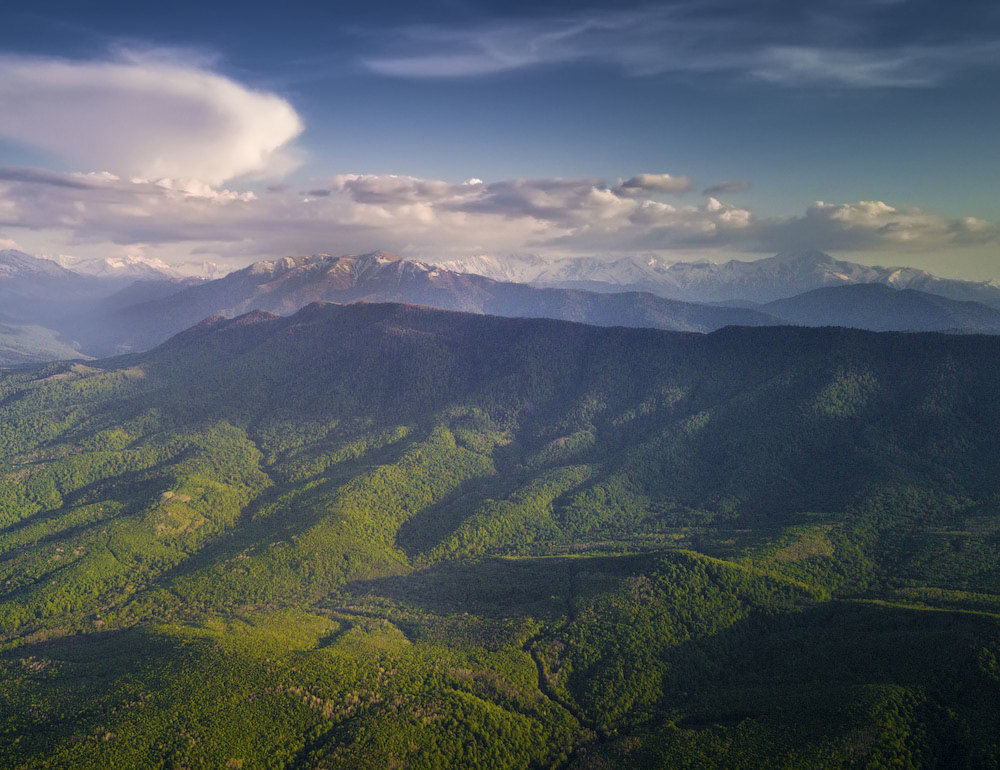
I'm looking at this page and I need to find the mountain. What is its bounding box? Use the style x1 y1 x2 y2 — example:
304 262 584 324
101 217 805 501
12 247 1000 363
433 253 663 286
0 248 111 324
54 254 181 281
436 250 1000 306
763 282 1000 332
0 250 199 364
79 251 781 354
0 248 97 306
0 311 89 365
2 302 1000 767
96 275 206 311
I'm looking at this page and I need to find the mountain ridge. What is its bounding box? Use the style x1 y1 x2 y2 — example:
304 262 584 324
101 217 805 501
4 301 1000 766
761 282 1000 333
78 251 782 355
434 250 1000 306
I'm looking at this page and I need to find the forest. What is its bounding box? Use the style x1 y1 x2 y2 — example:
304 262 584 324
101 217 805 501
1 302 999 768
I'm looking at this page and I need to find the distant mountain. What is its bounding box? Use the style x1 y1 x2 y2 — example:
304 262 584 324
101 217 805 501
0 250 204 363
435 250 1000 307
0 249 108 322
433 253 665 287
82 251 781 354
0 311 88 366
97 276 206 311
763 283 1000 333
54 254 180 281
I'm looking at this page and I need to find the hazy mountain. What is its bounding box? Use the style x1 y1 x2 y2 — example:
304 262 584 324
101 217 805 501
436 250 1000 306
763 283 1000 333
54 254 180 281
97 275 206 311
0 311 88 365
4 302 1000 766
0 249 110 322
81 251 781 354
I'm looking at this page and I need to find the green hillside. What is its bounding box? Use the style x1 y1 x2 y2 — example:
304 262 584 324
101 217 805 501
2 302 999 768
0 317 89 366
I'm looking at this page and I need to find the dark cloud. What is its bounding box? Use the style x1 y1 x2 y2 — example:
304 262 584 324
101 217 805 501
0 167 96 189
703 180 749 195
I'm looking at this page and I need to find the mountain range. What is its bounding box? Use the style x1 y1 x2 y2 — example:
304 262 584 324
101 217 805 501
8 247 1000 365
435 250 1000 306
0 249 198 363
73 251 781 355
762 283 1000 333
53 253 181 281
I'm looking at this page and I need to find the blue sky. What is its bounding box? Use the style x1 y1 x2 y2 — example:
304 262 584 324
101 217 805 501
0 0 997 277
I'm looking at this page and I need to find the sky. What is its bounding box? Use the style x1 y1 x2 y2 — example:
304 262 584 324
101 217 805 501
0 0 997 279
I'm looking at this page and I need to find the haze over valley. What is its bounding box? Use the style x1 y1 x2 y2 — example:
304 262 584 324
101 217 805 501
1 0 999 767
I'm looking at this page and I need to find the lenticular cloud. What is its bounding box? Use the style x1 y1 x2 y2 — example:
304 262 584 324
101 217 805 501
0 52 303 185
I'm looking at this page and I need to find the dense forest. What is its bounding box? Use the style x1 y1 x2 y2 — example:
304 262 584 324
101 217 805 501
1 301 999 768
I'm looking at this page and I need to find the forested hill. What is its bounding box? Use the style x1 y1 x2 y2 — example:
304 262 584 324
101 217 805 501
144 300 1000 516
2 302 1000 768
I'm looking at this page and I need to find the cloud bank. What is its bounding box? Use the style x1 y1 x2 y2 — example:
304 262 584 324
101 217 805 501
0 52 303 184
1 167 996 275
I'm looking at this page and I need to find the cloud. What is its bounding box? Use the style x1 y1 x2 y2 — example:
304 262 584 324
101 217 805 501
0 166 996 274
752 200 1000 252
0 52 304 184
702 180 749 196
615 174 693 196
0 167 98 189
360 4 1000 88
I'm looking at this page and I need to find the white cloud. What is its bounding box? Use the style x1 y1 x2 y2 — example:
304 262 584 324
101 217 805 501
360 6 1000 88
0 166 996 276
0 52 303 185
752 200 1000 252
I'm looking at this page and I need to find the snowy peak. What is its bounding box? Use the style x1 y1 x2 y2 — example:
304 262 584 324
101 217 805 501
0 249 81 280
432 254 551 284
237 252 468 289
433 251 1000 307
55 255 180 280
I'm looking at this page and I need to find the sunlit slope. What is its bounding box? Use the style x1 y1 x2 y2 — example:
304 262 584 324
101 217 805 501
1 302 999 768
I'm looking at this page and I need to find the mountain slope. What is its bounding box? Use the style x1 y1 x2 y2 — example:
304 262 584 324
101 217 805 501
0 312 89 365
80 252 781 354
0 250 205 363
763 283 1000 332
2 303 1000 766
437 250 1000 306
0 249 107 320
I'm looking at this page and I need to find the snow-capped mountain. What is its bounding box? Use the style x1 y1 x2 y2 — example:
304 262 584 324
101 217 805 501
54 254 180 281
0 248 82 281
432 254 660 287
0 249 109 321
78 251 780 355
433 251 1000 307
